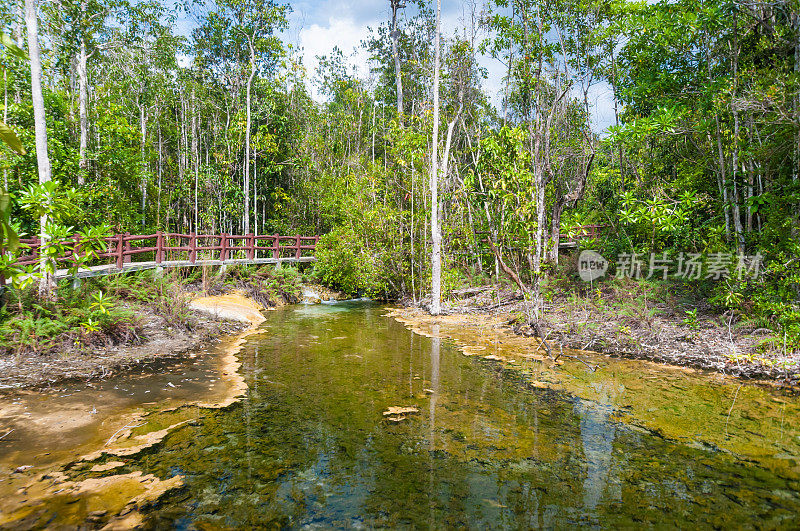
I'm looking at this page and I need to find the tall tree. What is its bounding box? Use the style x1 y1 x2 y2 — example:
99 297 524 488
390 0 405 119
429 0 442 315
192 0 287 234
24 0 53 297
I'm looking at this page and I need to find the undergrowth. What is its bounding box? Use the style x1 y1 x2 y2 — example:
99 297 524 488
0 279 142 357
0 263 314 359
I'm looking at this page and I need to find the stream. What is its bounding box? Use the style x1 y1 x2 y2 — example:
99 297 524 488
4 300 800 528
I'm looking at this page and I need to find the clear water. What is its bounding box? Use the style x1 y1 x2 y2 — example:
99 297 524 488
123 301 800 528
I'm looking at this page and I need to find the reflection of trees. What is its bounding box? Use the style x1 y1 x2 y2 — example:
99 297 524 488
574 385 622 514
133 307 800 528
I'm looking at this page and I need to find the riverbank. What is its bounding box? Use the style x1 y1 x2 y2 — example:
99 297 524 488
0 293 266 528
410 280 800 387
0 265 343 391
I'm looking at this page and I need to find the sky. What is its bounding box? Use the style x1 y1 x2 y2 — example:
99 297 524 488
174 0 616 133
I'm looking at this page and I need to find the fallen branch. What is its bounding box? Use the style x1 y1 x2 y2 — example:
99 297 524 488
105 422 146 447
554 344 598 372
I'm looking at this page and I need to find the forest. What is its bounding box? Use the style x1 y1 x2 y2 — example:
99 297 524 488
2 0 800 527
0 0 799 358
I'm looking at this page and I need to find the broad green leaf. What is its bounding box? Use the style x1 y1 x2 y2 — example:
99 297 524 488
0 187 19 253
0 33 27 61
0 121 26 155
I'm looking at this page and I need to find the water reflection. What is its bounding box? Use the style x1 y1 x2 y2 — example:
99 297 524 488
574 382 623 514
130 303 800 528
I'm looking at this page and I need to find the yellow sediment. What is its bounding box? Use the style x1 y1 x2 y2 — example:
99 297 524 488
189 291 268 325
0 293 265 528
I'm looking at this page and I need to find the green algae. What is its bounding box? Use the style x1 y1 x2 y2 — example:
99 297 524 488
7 301 799 528
118 302 800 528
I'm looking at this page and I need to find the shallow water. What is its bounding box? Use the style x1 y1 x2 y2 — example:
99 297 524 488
108 301 800 528
0 340 237 470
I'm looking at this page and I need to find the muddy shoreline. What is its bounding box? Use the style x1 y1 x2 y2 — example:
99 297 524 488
0 294 265 528
407 286 800 388
0 308 247 392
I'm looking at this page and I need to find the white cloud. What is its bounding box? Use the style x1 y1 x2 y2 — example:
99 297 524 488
297 17 374 100
586 81 617 136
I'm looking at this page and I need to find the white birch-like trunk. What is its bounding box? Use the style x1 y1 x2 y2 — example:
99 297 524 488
390 0 404 118
243 40 255 234
3 68 7 188
77 7 88 186
429 0 442 315
140 104 147 227
25 0 54 298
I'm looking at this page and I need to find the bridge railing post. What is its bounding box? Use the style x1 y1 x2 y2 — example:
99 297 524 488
115 234 124 269
272 233 279 260
123 232 131 265
220 233 229 262
246 234 255 260
189 232 197 263
294 234 301 260
155 231 164 264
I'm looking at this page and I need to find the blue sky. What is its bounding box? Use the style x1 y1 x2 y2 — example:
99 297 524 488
172 0 616 133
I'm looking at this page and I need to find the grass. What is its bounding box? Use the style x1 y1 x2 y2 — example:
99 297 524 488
0 264 310 358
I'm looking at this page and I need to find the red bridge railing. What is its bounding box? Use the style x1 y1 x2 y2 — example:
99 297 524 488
560 224 605 245
474 224 606 248
11 232 319 271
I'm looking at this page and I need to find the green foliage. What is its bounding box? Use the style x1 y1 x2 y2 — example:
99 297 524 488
314 226 372 297
102 270 195 330
0 280 141 357
682 308 700 330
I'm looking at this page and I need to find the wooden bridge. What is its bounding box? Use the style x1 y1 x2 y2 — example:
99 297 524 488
5 232 319 282
1 224 604 285
558 224 605 248
473 224 605 250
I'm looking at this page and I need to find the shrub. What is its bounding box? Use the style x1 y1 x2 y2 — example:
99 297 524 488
313 226 370 296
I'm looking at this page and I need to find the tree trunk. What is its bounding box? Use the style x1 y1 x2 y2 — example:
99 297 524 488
794 9 800 222
547 199 564 266
244 40 256 234
140 104 147 227
77 39 89 185
390 0 404 118
3 68 7 189
25 0 54 299
429 0 442 316
731 13 744 252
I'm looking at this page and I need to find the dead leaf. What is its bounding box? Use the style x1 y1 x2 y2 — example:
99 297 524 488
382 406 419 416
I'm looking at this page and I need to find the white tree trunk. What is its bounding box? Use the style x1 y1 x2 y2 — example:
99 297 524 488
429 0 442 315
25 0 54 298
244 41 256 234
3 68 7 188
78 38 88 185
390 0 404 118
140 104 147 227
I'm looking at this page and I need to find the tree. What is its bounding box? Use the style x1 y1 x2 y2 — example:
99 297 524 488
429 0 441 315
24 0 54 298
192 0 288 234
390 0 405 119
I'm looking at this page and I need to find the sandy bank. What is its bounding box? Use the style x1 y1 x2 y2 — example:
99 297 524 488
0 293 266 528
